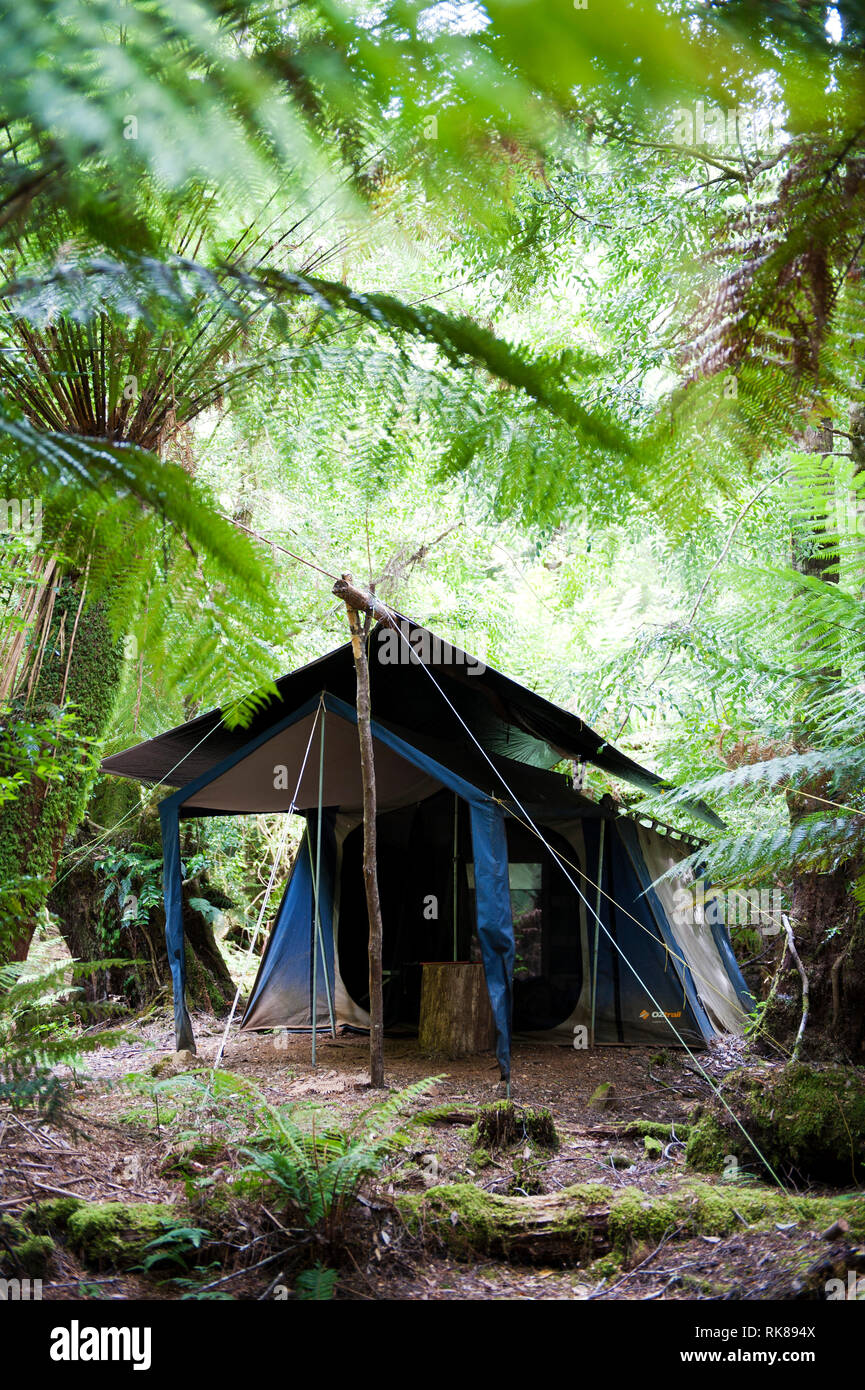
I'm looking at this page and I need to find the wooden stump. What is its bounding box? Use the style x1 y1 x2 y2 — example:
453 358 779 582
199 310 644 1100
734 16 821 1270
419 962 496 1058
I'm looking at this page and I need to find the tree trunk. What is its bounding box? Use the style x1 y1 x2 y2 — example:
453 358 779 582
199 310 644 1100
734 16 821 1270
765 870 865 1062
763 417 865 1061
0 582 123 963
48 818 236 1017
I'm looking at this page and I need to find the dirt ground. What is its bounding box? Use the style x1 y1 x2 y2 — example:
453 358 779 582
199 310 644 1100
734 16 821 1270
1 1016 860 1300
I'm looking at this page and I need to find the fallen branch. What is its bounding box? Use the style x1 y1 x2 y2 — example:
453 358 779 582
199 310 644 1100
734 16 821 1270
7 1115 63 1149
738 1242 865 1301
196 1248 291 1292
28 1179 91 1201
45 1276 124 1290
258 1269 286 1301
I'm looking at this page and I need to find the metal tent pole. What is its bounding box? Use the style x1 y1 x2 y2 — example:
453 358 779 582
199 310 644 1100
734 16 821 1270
589 818 605 1049
311 702 331 1064
452 793 459 961
308 835 338 1046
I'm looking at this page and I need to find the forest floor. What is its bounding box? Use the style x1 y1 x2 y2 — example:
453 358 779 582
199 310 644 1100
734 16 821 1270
3 1011 863 1301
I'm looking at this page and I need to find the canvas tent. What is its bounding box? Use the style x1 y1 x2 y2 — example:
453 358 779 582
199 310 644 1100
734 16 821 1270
101 620 753 1079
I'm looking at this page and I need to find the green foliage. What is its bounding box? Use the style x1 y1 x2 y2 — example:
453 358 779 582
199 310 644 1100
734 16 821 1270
0 397 274 609
238 1076 442 1246
0 588 123 939
295 1264 338 1300
652 455 865 882
95 844 166 935
0 959 132 1115
139 1224 211 1272
0 707 88 809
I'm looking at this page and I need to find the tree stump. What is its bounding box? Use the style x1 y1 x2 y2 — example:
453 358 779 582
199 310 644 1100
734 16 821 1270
419 962 496 1058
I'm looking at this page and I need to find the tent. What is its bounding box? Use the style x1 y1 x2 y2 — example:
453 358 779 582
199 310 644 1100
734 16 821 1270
101 619 753 1079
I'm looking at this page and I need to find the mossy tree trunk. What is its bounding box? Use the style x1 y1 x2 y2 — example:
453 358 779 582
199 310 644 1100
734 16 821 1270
0 572 237 1020
0 582 123 962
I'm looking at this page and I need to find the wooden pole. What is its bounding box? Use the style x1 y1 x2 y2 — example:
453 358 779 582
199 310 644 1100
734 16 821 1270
333 573 386 1088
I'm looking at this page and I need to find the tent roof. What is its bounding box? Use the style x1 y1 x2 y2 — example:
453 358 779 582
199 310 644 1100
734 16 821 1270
101 616 721 830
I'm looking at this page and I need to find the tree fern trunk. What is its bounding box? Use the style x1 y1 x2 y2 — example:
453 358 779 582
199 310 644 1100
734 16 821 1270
766 866 865 1061
0 581 122 962
763 417 865 1061
1 576 237 1030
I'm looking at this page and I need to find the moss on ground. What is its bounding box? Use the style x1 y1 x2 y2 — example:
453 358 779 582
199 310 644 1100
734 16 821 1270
613 1120 691 1141
686 1064 865 1184
64 1201 178 1268
610 1180 865 1247
411 1104 473 1129
584 1252 623 1281
26 1197 84 1232
12 1235 54 1276
470 1148 494 1171
686 1114 735 1174
607 1189 682 1247
0 1213 29 1246
0 1213 55 1276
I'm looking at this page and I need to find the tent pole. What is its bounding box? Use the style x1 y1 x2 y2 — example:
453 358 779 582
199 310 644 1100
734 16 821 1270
590 819 605 1049
320 904 337 1040
311 703 328 1065
452 793 459 961
314 705 337 1039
